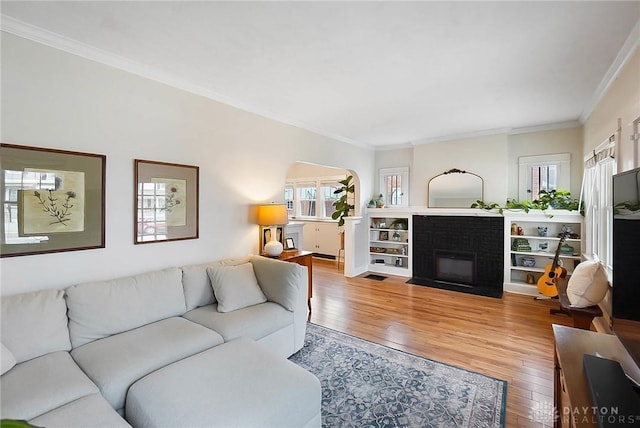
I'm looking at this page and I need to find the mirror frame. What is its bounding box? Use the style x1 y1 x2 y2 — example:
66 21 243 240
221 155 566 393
427 168 484 208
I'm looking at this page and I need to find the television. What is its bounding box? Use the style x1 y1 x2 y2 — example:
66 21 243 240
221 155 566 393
612 166 640 373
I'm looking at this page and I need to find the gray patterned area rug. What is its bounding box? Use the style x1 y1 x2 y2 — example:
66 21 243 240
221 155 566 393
289 323 507 428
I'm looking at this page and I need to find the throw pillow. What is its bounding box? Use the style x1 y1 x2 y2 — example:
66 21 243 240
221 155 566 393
207 263 267 313
1 342 16 375
566 260 609 308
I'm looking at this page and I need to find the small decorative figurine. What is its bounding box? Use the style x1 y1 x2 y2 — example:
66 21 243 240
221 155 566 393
511 223 519 235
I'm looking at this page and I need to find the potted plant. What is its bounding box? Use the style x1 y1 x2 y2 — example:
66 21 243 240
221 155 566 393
331 175 355 227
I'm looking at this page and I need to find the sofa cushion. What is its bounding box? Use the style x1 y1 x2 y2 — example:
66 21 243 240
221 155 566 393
1 342 16 375
66 267 187 347
71 317 223 412
29 393 130 428
126 337 321 428
0 351 98 421
207 263 267 313
1 289 71 363
251 255 306 311
181 256 252 311
566 260 609 308
183 302 292 342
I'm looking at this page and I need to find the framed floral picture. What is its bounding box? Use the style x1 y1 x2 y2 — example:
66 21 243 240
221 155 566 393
134 159 199 244
0 143 106 257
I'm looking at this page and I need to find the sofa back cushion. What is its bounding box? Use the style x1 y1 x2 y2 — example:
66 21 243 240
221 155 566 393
66 268 186 348
1 289 72 363
181 256 251 311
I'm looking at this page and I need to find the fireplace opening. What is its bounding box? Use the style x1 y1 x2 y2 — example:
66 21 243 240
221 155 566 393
434 250 476 286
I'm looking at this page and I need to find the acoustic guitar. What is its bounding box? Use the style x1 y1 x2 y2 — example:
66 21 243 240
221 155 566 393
536 233 569 297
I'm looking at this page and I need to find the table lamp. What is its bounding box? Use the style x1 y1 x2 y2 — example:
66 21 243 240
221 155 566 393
257 203 288 257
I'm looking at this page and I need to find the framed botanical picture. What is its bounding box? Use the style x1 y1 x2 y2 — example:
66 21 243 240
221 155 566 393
0 144 106 257
134 159 199 244
259 225 284 253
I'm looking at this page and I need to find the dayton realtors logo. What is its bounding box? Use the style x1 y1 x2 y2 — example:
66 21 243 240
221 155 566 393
530 402 640 426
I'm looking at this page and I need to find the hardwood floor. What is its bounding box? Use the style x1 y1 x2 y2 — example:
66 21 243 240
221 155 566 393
308 258 575 427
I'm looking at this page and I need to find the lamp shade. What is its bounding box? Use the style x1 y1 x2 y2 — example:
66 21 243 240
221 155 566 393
257 204 288 226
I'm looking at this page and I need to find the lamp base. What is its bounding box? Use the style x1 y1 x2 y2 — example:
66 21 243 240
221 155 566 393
264 240 283 257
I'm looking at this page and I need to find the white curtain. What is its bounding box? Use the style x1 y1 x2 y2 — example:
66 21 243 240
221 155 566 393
582 135 616 271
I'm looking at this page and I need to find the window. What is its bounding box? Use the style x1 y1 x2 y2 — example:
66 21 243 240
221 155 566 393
284 183 294 213
320 181 340 218
284 175 349 220
297 183 316 217
379 167 409 207
582 136 616 273
519 154 570 201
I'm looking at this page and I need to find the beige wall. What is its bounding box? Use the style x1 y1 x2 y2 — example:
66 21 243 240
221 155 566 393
584 47 640 172
410 135 509 207
1 33 375 296
507 126 584 199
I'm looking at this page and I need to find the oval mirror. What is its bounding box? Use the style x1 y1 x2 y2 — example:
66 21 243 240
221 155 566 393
428 169 484 208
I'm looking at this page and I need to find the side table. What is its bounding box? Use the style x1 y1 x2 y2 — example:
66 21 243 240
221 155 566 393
273 250 313 316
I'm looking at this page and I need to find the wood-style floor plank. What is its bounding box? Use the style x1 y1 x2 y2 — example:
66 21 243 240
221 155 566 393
309 259 575 428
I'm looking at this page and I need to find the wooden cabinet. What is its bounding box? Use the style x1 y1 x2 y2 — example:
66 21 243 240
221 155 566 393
503 211 583 296
553 325 640 427
368 213 412 276
302 221 340 257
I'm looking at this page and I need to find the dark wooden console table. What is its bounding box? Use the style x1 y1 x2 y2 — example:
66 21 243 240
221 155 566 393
553 324 640 427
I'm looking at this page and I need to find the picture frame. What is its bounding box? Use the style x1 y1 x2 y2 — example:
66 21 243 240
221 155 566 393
379 231 389 241
135 159 199 244
285 237 295 250
0 143 106 258
260 226 284 253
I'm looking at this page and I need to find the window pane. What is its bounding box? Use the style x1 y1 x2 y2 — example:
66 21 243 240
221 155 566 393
298 185 316 217
530 165 558 200
384 174 403 206
284 184 294 212
321 182 339 218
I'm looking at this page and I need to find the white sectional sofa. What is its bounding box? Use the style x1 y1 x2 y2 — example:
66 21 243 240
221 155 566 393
1 255 321 427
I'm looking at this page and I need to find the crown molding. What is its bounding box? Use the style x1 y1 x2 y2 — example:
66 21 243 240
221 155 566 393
579 18 640 123
404 120 582 149
0 14 372 151
508 120 582 135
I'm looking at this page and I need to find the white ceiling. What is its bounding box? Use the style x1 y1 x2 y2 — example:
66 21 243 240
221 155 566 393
2 1 639 149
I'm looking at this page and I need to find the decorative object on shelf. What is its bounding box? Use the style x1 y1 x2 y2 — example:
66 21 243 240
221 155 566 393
471 189 583 215
517 226 524 235
257 203 288 257
374 194 385 208
538 241 549 252
135 159 199 244
537 226 548 236
511 223 519 235
521 257 536 267
560 224 580 239
512 238 532 252
378 231 389 241
526 273 535 284
560 243 575 255
390 218 408 230
1 144 106 257
331 175 355 227
392 231 401 241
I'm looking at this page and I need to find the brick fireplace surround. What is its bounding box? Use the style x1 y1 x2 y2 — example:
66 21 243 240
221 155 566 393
410 215 504 298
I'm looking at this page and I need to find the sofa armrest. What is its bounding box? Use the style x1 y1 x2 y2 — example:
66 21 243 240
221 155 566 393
250 255 307 312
